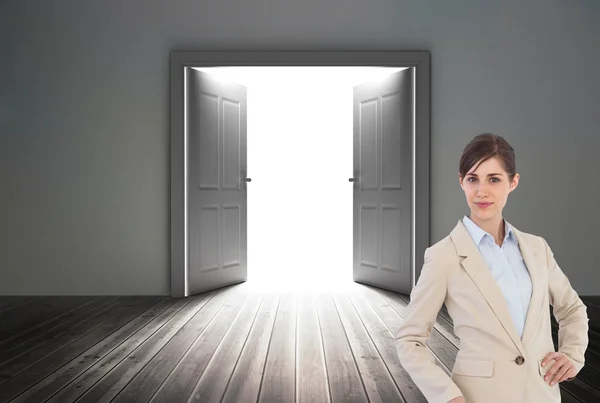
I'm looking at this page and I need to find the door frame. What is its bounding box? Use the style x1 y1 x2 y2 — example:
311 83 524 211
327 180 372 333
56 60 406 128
170 50 430 298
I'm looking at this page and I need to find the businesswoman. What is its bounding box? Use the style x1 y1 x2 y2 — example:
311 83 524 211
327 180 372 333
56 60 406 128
395 133 589 403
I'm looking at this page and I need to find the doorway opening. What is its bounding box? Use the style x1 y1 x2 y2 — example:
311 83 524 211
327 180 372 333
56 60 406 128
170 51 431 298
195 67 405 293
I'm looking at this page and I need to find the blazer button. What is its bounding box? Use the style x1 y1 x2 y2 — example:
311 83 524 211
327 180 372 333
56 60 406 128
515 356 525 365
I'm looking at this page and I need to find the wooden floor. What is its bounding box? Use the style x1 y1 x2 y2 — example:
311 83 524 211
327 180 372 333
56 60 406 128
0 283 599 403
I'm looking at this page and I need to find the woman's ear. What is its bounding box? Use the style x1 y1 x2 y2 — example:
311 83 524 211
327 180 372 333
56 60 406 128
510 173 520 191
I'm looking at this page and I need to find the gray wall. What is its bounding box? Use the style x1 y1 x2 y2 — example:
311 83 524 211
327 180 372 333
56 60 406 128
1 0 599 295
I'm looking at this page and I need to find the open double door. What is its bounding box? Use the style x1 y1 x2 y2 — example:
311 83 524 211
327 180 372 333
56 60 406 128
179 66 415 297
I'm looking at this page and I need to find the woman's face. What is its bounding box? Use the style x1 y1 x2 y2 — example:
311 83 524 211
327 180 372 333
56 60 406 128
458 156 519 222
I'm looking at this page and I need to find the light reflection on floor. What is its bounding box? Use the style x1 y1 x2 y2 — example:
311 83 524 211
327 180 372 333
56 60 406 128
244 269 355 294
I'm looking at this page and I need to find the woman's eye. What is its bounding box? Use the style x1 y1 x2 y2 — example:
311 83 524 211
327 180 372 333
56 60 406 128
468 177 500 183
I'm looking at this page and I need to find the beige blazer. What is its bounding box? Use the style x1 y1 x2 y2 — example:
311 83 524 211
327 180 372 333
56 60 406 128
395 219 589 403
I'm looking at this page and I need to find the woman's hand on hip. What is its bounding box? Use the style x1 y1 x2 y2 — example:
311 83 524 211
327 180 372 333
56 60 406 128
542 352 577 385
448 397 465 403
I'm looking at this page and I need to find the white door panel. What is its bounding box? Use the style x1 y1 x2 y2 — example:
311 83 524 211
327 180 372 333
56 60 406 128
352 68 414 294
186 68 248 295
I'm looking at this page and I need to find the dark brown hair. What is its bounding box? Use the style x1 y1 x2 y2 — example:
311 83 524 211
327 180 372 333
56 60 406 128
459 133 516 182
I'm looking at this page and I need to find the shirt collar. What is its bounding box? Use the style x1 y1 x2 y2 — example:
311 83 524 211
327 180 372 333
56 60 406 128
462 214 518 246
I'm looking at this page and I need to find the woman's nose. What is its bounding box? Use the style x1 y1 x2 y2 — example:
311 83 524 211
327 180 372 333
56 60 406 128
476 182 490 196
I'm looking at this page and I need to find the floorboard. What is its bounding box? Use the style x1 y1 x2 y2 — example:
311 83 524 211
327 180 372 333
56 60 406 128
74 290 223 403
0 296 160 402
332 291 404 403
315 292 368 403
346 286 428 403
258 292 297 403
0 297 97 342
220 292 279 403
296 292 330 403
0 298 36 315
0 287 598 403
11 297 181 403
44 295 209 403
147 288 252 403
188 291 264 403
0 297 118 368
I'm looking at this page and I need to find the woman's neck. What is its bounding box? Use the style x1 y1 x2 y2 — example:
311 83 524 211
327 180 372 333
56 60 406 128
468 214 505 244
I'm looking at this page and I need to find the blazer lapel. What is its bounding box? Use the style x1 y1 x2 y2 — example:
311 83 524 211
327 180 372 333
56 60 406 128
450 219 526 356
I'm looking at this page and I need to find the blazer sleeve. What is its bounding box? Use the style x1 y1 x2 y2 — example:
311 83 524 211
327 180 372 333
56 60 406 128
543 237 589 376
394 247 463 403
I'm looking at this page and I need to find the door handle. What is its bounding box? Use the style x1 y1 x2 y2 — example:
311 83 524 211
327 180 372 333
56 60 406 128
243 178 252 182
349 178 355 182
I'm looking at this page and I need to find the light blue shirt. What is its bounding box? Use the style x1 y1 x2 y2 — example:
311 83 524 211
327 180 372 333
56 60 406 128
462 215 533 339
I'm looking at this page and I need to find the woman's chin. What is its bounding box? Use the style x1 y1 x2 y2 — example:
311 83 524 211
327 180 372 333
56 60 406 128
471 209 496 218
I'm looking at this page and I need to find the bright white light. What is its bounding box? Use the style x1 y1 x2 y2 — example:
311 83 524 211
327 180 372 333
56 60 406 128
195 67 404 293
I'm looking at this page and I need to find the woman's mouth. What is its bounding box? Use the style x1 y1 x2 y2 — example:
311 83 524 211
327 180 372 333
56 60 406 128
476 202 492 208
